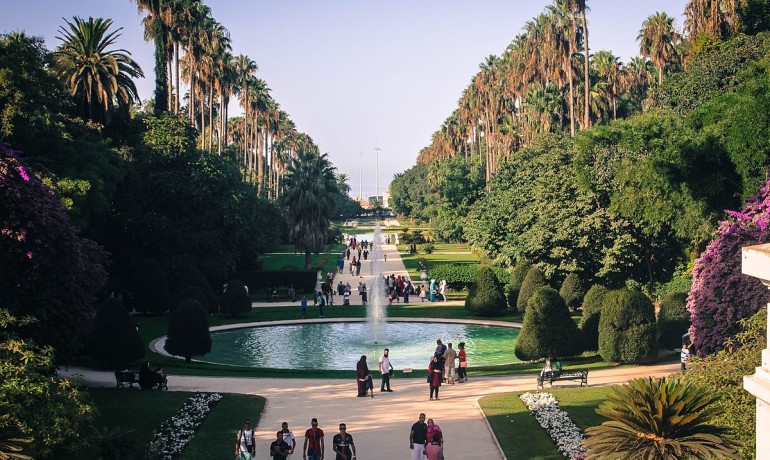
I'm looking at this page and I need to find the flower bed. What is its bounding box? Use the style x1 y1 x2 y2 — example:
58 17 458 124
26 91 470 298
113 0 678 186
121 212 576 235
147 392 222 459
519 392 586 459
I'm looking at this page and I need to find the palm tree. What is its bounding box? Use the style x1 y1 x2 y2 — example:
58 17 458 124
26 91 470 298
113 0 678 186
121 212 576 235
550 0 579 136
622 56 654 110
592 50 621 119
684 0 740 40
638 12 681 84
584 377 740 459
281 151 339 269
134 0 170 113
54 16 144 125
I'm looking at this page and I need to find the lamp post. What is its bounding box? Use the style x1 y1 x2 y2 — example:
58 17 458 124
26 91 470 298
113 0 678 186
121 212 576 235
359 151 363 203
374 146 380 204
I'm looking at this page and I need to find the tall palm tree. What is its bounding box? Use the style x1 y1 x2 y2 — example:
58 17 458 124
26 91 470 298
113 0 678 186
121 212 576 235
54 16 144 125
684 0 740 40
592 50 621 119
565 0 591 128
134 0 170 113
622 56 654 110
584 377 740 459
281 151 339 269
638 12 681 84
550 0 578 136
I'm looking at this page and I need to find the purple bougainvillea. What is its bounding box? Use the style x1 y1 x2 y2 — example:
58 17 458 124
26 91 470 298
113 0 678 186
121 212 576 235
1 143 106 358
688 181 770 356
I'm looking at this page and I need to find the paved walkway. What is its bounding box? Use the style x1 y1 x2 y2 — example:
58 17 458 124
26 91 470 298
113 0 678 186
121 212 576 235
63 243 682 459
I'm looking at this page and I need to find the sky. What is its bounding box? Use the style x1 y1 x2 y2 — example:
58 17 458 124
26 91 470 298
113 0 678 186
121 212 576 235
2 0 688 198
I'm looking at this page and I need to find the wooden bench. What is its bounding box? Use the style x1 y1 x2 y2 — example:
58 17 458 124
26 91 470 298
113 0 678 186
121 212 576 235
537 370 589 389
114 370 139 389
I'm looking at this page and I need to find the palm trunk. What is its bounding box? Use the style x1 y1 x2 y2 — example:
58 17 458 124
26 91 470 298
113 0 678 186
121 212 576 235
582 10 590 128
174 42 180 114
567 48 575 136
305 250 312 271
208 85 214 153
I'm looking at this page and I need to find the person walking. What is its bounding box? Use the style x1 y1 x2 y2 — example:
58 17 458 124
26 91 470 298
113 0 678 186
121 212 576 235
428 356 443 400
439 279 448 302
681 343 691 371
457 342 467 383
356 355 369 397
270 430 290 459
426 418 443 446
444 342 457 384
281 422 296 459
234 419 256 459
409 413 428 460
425 433 445 460
332 423 356 460
303 418 324 460
378 348 394 392
300 295 308 319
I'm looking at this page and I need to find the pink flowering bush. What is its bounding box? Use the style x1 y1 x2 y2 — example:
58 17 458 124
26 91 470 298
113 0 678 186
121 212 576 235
688 180 770 355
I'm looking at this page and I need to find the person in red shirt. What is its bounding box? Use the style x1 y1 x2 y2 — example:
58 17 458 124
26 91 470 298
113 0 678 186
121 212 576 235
303 418 324 460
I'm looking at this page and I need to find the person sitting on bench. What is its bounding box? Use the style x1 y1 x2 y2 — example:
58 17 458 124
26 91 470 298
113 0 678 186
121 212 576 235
541 358 552 376
139 363 166 389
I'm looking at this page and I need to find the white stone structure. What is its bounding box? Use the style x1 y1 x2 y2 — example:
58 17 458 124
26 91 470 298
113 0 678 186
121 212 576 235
741 243 770 460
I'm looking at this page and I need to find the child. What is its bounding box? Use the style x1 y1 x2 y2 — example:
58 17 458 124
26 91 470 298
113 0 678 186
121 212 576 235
419 286 427 302
364 371 374 398
343 290 350 306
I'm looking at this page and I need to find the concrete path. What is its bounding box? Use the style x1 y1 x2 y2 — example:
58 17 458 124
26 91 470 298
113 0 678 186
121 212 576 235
62 362 680 460
67 244 682 459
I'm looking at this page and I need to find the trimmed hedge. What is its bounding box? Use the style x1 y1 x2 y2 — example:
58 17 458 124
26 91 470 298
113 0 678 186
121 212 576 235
88 298 145 368
657 292 690 350
234 270 317 293
580 285 608 351
517 266 547 314
132 259 171 314
428 263 508 289
515 287 583 361
507 260 532 309
464 266 507 317
165 299 211 363
559 273 584 310
220 280 251 317
598 288 657 363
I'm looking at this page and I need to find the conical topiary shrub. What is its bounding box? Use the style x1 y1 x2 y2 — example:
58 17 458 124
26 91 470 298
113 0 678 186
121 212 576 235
515 287 583 361
165 299 211 363
220 279 251 317
657 292 690 350
599 288 657 363
559 273 584 311
88 297 145 368
507 260 532 309
465 266 507 317
580 284 608 351
173 265 218 313
517 265 546 314
173 285 208 313
132 259 171 314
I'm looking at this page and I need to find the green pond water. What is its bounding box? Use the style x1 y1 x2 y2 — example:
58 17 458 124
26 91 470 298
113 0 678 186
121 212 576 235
202 322 520 370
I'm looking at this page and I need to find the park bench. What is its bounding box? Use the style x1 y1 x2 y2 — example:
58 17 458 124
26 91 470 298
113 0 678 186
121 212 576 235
114 370 140 389
536 369 589 389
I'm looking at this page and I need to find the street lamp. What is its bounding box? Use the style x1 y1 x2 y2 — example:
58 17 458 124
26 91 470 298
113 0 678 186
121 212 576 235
374 146 380 203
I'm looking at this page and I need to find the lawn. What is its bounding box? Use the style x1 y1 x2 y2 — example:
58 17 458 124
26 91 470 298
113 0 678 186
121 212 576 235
400 246 480 282
256 244 345 273
84 389 266 460
479 386 613 459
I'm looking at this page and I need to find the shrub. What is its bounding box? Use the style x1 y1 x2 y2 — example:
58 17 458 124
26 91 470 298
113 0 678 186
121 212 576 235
172 265 218 313
517 266 547 314
131 259 171 314
657 292 691 350
88 298 145 369
507 260 532 309
559 273 584 310
598 288 657 363
164 299 211 363
234 270 317 293
580 285 608 351
514 287 583 361
688 180 770 355
421 242 435 254
173 286 208 313
428 264 478 289
464 266 507 317
220 279 251 317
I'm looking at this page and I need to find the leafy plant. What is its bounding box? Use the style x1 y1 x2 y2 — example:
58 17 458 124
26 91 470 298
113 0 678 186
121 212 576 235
220 280 251 317
559 273 584 310
88 297 145 369
580 285 608 351
517 266 547 314
598 288 657 363
464 266 507 317
657 292 690 350
92 426 139 460
515 287 583 360
132 259 171 314
164 299 211 363
0 401 33 459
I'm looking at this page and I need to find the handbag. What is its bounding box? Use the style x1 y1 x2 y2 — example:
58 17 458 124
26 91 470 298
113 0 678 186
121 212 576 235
389 367 393 376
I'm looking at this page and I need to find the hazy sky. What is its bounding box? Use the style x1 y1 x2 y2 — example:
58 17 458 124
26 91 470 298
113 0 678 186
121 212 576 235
3 0 688 197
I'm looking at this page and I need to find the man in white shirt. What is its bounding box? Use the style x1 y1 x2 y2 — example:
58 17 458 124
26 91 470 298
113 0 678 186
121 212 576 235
281 421 296 459
378 348 394 392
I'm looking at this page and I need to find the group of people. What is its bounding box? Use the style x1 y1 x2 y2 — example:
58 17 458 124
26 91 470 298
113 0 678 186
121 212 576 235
410 413 446 460
354 348 395 397
427 340 468 400
236 418 357 460
427 279 448 302
384 273 413 304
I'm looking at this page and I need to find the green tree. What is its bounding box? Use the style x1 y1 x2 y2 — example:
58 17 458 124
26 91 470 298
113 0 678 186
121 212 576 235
88 298 145 368
164 299 211 363
0 311 94 459
657 292 690 350
171 265 218 313
638 12 681 84
135 0 170 113
220 279 251 317
580 284 608 351
131 259 171 314
559 273 584 310
507 260 532 308
515 287 583 360
598 288 657 363
281 151 339 269
54 17 143 124
517 266 547 314
464 266 507 317
584 377 740 459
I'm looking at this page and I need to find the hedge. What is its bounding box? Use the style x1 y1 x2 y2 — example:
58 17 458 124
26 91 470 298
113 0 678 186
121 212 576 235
234 270 317 293
428 264 508 289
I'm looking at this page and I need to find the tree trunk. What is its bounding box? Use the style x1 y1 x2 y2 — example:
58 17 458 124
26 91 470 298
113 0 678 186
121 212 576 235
582 10 591 128
208 86 214 153
568 46 575 136
305 250 312 270
175 42 180 114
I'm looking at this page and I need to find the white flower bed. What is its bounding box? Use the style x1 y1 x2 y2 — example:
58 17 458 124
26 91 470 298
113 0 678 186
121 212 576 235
519 392 586 459
148 392 222 459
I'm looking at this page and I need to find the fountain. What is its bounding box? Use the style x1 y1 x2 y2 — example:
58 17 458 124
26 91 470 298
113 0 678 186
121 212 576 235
366 224 387 343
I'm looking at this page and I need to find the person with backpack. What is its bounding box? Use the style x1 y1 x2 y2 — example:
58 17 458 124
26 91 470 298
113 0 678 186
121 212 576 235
235 419 256 459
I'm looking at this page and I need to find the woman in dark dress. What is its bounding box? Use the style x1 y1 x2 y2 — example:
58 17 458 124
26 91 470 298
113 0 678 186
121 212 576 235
428 356 443 400
356 355 369 397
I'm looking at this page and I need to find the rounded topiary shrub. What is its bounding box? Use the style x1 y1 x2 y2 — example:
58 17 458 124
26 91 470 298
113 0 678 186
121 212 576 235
657 292 690 350
507 260 532 309
517 266 546 314
173 286 208 312
132 259 171 314
559 273 584 311
464 266 507 316
598 288 657 363
220 279 251 317
580 284 608 351
515 287 583 361
88 297 145 368
165 299 211 363
174 266 218 313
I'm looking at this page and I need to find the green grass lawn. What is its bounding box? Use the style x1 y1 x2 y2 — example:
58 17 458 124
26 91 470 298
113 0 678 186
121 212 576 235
479 386 613 459
256 244 344 273
85 389 265 460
